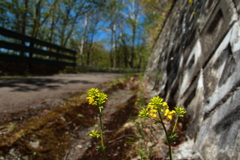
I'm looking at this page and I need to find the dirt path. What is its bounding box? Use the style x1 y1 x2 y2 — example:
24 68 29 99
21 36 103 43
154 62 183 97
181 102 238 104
0 73 123 115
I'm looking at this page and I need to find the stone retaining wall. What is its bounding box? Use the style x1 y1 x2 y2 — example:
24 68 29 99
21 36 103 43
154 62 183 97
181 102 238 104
144 0 240 159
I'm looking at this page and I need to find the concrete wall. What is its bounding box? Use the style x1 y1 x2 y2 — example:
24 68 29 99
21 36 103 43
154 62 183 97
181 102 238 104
144 0 240 159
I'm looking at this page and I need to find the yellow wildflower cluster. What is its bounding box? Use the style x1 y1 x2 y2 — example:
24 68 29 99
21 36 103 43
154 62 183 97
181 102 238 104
89 130 100 138
86 88 108 106
138 108 149 118
174 107 186 117
138 96 186 120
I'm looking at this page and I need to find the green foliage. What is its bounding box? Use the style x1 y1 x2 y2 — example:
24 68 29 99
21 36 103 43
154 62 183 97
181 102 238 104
81 42 110 67
137 148 148 159
140 0 174 45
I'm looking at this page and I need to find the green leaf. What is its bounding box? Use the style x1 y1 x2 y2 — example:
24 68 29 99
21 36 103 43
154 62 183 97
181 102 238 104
169 133 178 141
98 113 105 118
126 136 134 140
154 120 162 125
96 146 101 151
137 148 147 159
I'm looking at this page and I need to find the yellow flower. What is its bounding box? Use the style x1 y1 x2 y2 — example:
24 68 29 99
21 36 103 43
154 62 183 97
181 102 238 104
149 96 164 106
148 96 169 110
139 96 177 119
86 88 108 106
86 96 96 105
138 108 149 118
188 0 193 3
147 104 157 110
149 109 157 118
95 93 108 105
164 109 176 119
89 130 100 138
162 102 169 109
174 107 186 117
87 88 99 97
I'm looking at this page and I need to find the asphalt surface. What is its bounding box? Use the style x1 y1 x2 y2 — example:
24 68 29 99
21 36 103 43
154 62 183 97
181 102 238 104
0 73 123 115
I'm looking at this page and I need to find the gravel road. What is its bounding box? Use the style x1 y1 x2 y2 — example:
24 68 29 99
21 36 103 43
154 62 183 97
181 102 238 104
0 73 123 115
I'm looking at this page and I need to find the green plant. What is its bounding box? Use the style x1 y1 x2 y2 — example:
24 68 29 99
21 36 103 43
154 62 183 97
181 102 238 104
132 74 156 159
138 96 186 160
138 148 147 160
110 77 124 86
8 122 17 132
157 72 162 79
124 73 134 78
86 88 108 160
133 79 158 159
134 118 156 159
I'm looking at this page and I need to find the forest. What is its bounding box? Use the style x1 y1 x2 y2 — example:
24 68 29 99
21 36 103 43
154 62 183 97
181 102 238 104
0 0 172 69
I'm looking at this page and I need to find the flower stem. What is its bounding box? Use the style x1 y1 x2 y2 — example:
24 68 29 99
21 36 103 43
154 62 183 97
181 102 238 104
98 107 107 160
171 116 178 136
157 109 173 160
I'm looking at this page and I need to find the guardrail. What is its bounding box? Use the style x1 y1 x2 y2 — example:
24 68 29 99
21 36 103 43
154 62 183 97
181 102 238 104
0 27 77 67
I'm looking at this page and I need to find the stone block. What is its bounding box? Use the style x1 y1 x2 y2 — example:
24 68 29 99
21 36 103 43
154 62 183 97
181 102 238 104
203 21 240 113
200 0 237 69
233 0 240 14
178 69 204 139
198 0 219 32
179 40 202 97
194 88 240 160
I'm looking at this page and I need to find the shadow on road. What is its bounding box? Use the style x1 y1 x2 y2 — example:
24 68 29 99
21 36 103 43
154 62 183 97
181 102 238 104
0 78 96 92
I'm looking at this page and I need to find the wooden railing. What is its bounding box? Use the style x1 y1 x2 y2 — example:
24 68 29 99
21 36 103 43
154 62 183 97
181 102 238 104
0 27 76 67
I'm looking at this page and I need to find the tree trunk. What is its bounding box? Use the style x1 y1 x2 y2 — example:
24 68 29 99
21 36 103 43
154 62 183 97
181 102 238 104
21 0 28 56
79 14 88 65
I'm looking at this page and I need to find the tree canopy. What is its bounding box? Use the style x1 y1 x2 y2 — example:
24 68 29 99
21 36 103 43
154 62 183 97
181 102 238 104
0 0 172 68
